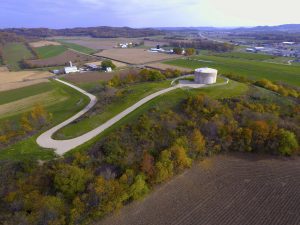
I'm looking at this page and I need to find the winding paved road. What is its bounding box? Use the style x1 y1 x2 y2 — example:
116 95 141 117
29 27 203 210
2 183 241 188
37 76 228 155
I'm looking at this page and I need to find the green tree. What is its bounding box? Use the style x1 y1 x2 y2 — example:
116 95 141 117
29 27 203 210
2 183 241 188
277 129 299 156
54 164 91 199
101 60 116 70
185 48 196 56
173 47 183 55
129 174 149 200
154 150 174 183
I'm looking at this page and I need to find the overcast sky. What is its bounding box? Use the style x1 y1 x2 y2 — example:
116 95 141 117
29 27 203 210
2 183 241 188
1 0 299 28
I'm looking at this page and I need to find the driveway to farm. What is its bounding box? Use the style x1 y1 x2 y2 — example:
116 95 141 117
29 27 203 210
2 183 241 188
37 76 228 155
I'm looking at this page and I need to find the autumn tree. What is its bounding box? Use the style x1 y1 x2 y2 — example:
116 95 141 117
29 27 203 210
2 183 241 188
171 145 192 170
140 151 155 178
189 129 206 158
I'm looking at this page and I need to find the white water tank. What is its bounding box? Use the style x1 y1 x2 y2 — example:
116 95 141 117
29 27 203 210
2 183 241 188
194 67 218 84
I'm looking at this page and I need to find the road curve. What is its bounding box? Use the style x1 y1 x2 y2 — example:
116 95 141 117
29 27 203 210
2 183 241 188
37 78 177 155
37 77 228 155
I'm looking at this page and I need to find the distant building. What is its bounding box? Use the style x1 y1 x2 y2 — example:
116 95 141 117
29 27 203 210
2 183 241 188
64 61 78 74
105 67 112 73
246 48 256 53
282 42 295 45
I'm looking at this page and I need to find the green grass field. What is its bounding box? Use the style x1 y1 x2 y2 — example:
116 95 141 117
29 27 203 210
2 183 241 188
0 80 90 161
0 82 53 105
2 42 34 70
35 45 67 58
165 55 300 86
54 80 171 139
59 41 95 54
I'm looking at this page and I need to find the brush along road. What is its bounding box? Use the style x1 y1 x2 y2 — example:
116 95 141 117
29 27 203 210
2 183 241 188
37 76 228 155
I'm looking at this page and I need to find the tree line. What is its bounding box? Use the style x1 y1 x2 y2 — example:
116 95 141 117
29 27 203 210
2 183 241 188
170 39 234 52
1 27 164 38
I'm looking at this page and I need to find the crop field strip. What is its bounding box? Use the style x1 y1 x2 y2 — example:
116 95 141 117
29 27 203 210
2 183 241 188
2 42 34 70
98 154 300 225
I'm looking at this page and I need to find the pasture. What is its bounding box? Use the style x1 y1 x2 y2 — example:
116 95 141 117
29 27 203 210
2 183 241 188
2 42 34 70
165 55 300 86
98 153 300 225
95 48 181 64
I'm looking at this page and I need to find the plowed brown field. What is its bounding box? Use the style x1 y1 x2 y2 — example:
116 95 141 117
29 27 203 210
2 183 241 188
97 153 300 225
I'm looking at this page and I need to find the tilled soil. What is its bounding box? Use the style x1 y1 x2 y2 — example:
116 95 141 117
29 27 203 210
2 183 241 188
97 153 300 225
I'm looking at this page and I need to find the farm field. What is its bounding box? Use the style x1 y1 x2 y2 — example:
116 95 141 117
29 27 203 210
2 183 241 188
58 37 168 50
146 62 191 72
98 153 300 225
35 45 67 58
95 48 181 64
0 80 90 161
59 41 95 54
2 42 34 70
29 40 61 48
165 54 300 86
26 49 96 67
0 70 53 91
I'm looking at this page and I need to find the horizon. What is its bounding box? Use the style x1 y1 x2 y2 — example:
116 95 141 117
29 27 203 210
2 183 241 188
1 0 299 29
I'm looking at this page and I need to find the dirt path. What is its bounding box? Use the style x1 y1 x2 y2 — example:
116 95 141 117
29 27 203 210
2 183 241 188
96 153 300 225
37 77 228 155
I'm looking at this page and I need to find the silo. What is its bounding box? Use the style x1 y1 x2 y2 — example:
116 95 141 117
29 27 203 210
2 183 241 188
194 68 218 84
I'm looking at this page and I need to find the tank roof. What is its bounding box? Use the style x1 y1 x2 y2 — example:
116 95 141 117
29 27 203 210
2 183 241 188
195 67 218 74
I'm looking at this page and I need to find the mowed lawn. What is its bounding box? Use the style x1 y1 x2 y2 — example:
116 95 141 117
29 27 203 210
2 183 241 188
2 42 34 70
165 55 300 86
0 80 90 161
35 45 67 58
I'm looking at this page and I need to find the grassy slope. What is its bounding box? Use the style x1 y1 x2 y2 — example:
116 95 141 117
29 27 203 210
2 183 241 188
0 82 53 105
2 42 34 70
165 55 300 86
54 80 171 139
35 45 67 59
0 80 90 161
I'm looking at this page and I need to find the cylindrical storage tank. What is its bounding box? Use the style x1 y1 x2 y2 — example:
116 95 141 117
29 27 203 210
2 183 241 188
194 68 218 84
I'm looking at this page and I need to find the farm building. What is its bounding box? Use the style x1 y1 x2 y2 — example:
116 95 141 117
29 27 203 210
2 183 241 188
64 61 79 74
195 67 218 84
